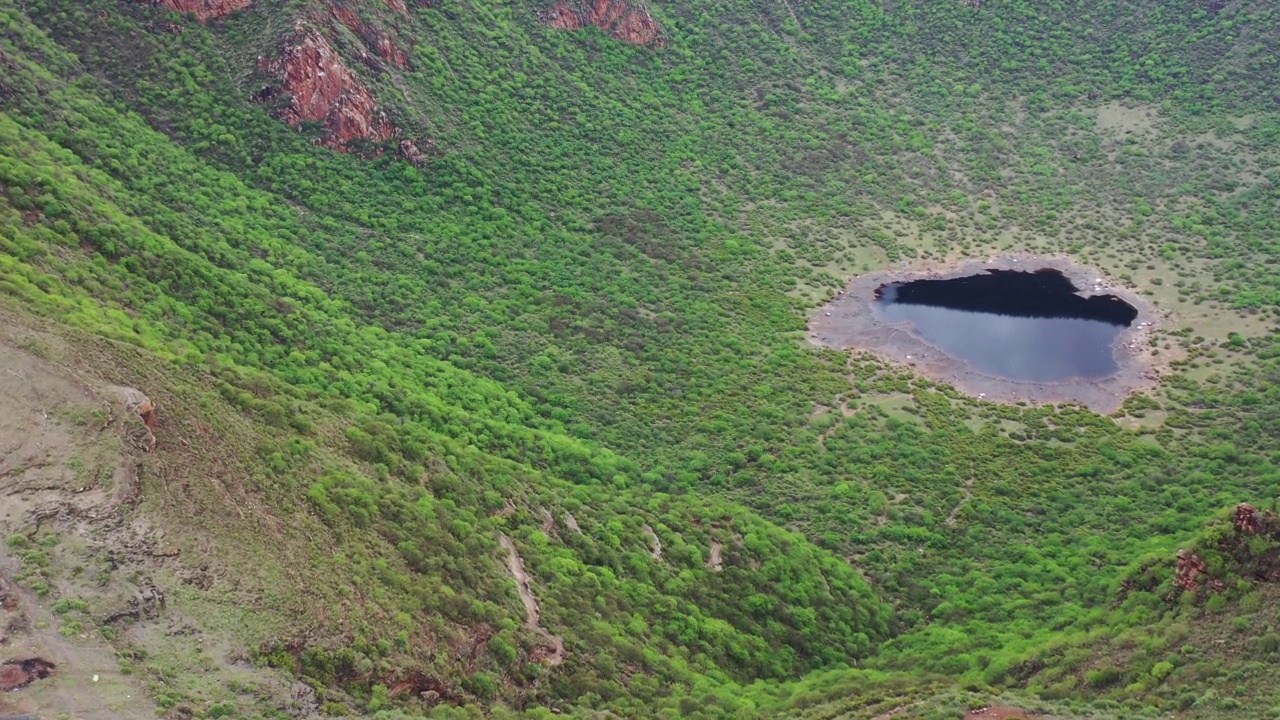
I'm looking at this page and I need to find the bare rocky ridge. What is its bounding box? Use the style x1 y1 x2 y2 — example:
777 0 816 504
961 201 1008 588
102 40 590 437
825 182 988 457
497 535 566 665
155 0 251 21
254 21 429 163
707 541 723 571
142 0 432 162
643 524 663 560
543 0 664 46
331 6 410 69
564 511 581 533
1174 550 1214 592
258 24 398 151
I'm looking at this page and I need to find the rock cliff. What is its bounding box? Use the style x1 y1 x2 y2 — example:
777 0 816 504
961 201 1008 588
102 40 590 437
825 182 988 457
156 0 251 21
332 6 409 68
258 25 397 151
543 0 663 46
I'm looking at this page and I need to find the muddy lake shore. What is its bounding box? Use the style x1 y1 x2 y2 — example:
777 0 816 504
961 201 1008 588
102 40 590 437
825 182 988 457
808 254 1166 414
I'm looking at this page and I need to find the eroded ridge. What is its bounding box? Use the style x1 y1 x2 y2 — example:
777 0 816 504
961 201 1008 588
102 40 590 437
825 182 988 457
498 535 566 665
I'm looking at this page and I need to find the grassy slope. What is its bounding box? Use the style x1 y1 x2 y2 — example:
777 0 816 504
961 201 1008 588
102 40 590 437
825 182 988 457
2 0 1280 717
0 5 895 718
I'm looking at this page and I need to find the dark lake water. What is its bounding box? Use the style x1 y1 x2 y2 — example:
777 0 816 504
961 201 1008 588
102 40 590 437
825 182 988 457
875 269 1138 382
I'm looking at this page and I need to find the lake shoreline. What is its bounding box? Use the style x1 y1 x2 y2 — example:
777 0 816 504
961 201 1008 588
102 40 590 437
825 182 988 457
807 254 1167 414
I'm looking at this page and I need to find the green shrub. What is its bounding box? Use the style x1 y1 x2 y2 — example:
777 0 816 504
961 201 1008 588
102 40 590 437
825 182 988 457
367 684 389 713
462 672 498 700
1250 633 1280 656
1085 666 1124 689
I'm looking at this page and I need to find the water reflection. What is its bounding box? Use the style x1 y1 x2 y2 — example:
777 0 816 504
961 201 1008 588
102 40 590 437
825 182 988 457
875 270 1136 382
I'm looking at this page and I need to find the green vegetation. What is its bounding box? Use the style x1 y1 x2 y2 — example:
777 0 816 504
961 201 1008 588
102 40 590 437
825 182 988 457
1 0 1279 717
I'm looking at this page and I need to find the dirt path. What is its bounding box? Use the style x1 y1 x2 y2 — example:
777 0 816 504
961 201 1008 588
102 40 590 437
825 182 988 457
498 535 565 665
945 478 975 526
643 524 663 560
707 541 723 571
815 395 858 450
965 707 1032 720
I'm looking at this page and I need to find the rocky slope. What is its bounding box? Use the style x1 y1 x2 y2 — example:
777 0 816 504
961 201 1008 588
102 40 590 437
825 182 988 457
543 0 663 46
331 5 409 69
157 0 251 21
1125 503 1280 602
257 23 400 151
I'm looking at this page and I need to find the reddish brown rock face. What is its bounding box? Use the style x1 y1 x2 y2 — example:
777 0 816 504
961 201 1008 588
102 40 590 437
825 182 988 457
1174 549 1210 591
1233 503 1260 534
157 0 251 21
259 26 397 151
331 7 410 68
543 0 663 46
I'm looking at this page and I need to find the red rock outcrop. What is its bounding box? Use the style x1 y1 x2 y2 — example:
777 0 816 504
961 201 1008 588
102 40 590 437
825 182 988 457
156 0 250 21
543 0 663 46
1174 549 1209 591
258 25 397 151
1233 502 1260 534
385 0 409 13
332 6 409 68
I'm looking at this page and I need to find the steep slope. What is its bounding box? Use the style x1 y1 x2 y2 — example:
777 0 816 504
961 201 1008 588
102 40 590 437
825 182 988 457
0 8 892 715
257 23 400 150
543 0 664 46
160 0 251 21
3 0 1280 717
969 503 1280 716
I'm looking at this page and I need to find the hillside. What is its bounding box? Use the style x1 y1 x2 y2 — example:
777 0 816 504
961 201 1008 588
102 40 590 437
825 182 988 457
1 0 1279 717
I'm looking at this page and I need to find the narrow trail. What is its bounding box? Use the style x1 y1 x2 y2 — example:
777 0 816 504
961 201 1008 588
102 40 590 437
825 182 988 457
778 0 803 31
875 493 909 528
707 541 723 571
498 535 565 665
816 396 858 450
945 478 975 526
643 524 663 560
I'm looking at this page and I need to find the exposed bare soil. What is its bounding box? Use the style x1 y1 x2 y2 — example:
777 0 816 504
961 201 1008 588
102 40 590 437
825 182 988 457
0 331 159 718
643 524 663 560
965 706 1034 720
809 254 1172 414
0 309 309 718
498 535 566 665
0 658 55 691
707 541 723 571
